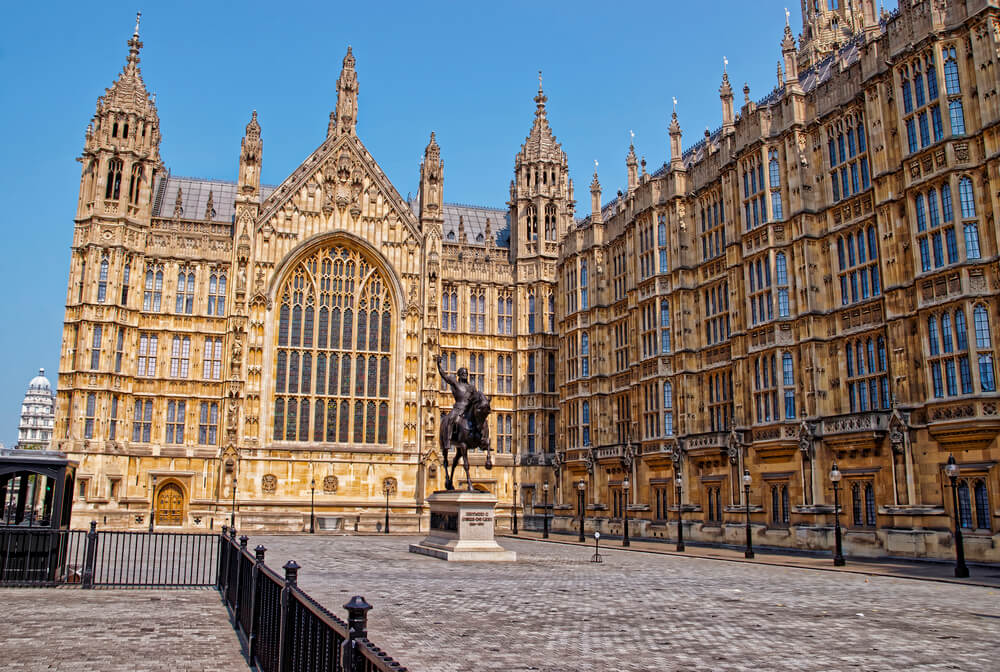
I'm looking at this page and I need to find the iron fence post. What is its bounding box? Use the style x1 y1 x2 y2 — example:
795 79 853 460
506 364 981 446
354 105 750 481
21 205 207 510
277 560 299 672
341 595 372 672
232 535 248 623
81 521 98 589
218 526 229 595
248 544 266 663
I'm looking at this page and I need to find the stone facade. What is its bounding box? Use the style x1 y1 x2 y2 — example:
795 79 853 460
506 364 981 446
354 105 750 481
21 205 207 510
57 3 1000 560
557 1 1000 562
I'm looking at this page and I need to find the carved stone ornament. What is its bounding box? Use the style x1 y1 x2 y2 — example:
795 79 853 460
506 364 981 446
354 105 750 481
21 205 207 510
551 450 563 478
727 428 741 462
382 476 398 496
797 420 815 459
261 474 277 494
622 442 636 471
584 448 596 475
323 475 338 494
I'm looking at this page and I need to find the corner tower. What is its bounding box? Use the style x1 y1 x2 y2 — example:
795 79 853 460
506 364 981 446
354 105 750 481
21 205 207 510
508 74 574 264
797 0 878 71
77 12 162 223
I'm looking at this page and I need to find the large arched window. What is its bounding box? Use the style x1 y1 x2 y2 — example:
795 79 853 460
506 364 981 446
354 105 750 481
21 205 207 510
272 244 393 445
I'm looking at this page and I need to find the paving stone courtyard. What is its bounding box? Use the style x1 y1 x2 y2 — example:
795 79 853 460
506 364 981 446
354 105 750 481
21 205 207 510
253 535 1000 672
1 589 246 671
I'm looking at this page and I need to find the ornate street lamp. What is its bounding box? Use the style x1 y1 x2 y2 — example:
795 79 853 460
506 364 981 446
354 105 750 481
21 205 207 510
512 468 519 536
945 454 970 578
577 479 586 542
542 482 550 539
382 478 394 534
310 478 316 534
675 472 685 552
830 462 845 566
743 469 754 558
622 477 631 547
149 473 158 533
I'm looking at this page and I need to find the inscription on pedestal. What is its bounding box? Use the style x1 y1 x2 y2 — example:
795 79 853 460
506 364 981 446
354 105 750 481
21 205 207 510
462 511 492 527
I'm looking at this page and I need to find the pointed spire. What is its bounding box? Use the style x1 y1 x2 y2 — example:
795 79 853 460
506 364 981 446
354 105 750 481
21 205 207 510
626 132 638 193
98 13 156 119
777 60 784 87
425 131 440 161
534 70 547 117
720 58 735 134
333 46 359 136
590 160 603 224
127 12 142 68
743 82 751 105
205 190 215 220
239 109 262 197
669 101 683 169
519 71 563 164
782 16 800 88
173 187 183 219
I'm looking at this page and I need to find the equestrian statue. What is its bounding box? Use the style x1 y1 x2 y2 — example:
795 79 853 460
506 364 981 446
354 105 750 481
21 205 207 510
435 354 492 490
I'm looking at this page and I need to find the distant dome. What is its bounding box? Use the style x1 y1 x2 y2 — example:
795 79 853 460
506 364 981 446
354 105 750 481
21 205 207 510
28 368 52 391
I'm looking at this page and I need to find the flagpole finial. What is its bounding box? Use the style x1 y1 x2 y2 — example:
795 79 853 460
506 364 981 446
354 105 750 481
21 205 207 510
594 159 599 170
134 11 141 36
723 56 728 73
672 97 678 113
785 7 790 26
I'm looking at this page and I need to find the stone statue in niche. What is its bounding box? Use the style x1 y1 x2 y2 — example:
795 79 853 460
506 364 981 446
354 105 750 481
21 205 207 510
230 338 243 377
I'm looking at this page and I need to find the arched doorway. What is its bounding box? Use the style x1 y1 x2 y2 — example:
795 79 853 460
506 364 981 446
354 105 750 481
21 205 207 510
155 483 185 526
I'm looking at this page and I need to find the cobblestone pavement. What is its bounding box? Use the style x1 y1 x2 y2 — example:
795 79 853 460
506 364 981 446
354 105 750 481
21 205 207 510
0 589 247 671
254 534 1000 672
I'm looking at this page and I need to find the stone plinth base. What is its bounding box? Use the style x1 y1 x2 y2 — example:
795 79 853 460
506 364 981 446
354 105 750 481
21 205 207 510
409 490 516 562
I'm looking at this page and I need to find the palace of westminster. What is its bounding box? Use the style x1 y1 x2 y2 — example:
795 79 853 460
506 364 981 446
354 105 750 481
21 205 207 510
53 0 1000 562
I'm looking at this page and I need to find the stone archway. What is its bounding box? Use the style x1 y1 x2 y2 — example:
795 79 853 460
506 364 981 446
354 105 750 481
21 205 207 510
155 482 185 526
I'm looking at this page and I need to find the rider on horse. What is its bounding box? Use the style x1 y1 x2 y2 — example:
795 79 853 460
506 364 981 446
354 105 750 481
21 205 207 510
435 354 487 445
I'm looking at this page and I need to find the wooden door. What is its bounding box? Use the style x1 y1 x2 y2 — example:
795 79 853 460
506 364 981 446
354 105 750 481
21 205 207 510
156 483 184 526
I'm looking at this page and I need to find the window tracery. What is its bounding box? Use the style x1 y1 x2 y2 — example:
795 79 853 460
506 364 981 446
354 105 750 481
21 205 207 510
272 244 393 445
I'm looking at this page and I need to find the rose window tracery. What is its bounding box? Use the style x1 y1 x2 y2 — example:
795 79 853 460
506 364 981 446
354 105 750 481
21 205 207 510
272 244 393 444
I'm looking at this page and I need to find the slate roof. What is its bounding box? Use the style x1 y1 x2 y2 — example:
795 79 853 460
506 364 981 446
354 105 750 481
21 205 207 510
152 174 511 248
151 174 277 222
407 198 510 248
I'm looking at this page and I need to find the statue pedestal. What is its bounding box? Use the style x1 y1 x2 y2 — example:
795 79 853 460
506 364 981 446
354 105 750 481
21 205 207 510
409 490 516 562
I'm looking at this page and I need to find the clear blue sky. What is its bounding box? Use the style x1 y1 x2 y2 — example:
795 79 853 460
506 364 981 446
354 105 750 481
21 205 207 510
0 1 896 445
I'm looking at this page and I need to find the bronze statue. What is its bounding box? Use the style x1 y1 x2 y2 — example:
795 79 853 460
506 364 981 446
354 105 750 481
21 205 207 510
435 354 492 490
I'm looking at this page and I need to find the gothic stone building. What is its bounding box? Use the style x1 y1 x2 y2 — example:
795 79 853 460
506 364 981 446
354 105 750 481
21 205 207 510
59 1 1000 561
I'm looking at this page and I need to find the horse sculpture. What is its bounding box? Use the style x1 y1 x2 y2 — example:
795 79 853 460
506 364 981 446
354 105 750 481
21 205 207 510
435 354 493 490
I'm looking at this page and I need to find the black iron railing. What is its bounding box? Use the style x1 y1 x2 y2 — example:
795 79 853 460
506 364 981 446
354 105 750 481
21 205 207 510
92 528 218 587
217 527 407 672
1 522 217 588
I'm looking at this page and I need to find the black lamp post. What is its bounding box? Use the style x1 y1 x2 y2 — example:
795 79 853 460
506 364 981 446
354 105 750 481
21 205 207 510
577 479 586 542
149 473 157 533
309 478 316 534
542 482 549 539
512 471 519 535
675 472 685 552
830 462 845 566
945 454 970 578
622 477 631 547
383 480 392 534
743 469 754 558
